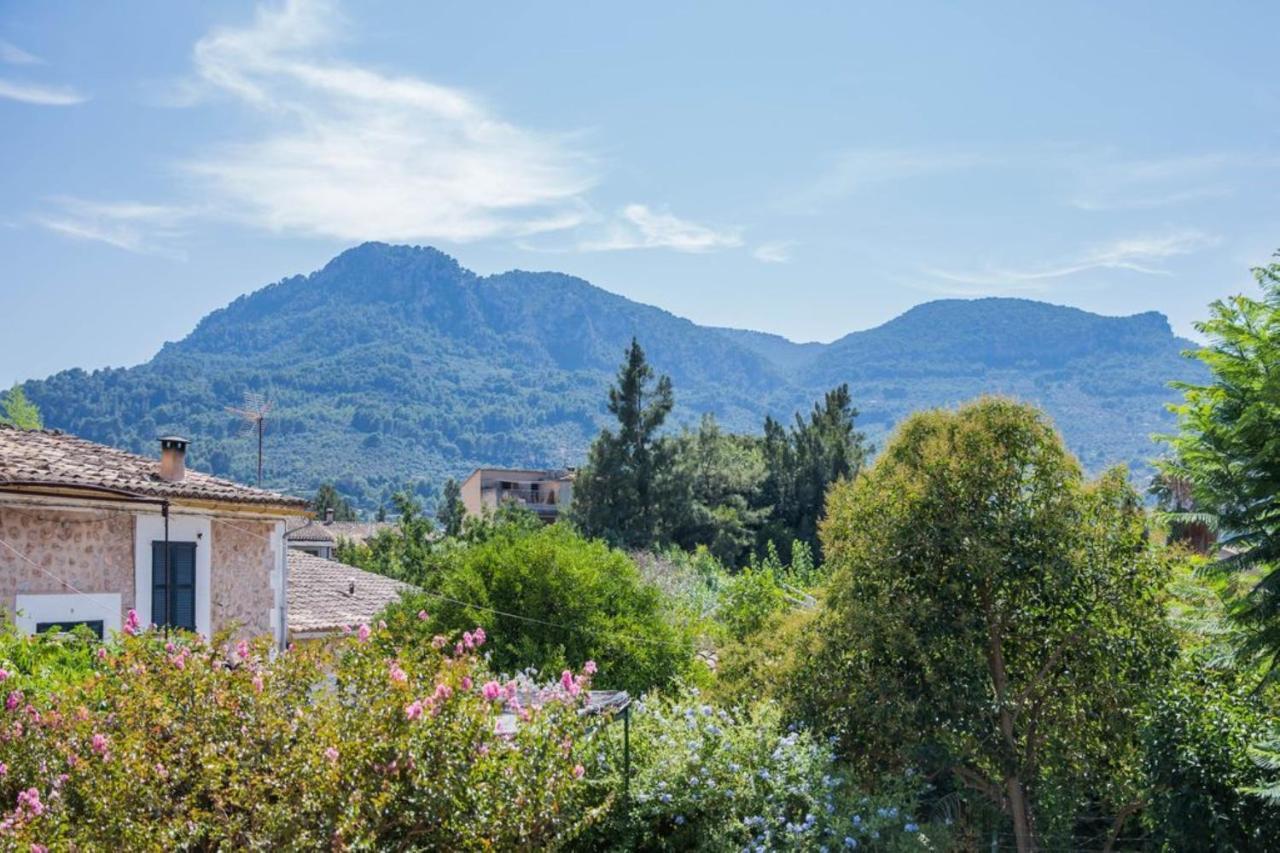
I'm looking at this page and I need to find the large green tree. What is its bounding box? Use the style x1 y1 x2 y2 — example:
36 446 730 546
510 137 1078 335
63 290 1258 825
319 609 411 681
756 383 867 561
804 398 1172 852
665 414 768 567
1161 257 1280 678
570 339 677 549
0 384 42 430
436 477 466 538
310 483 358 521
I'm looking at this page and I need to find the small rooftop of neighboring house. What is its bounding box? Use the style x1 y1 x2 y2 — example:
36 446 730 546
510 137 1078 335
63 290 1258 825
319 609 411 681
287 550 415 638
286 511 396 559
0 424 307 511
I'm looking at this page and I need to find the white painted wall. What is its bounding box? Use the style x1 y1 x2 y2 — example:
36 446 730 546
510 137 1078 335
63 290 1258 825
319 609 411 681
15 593 121 635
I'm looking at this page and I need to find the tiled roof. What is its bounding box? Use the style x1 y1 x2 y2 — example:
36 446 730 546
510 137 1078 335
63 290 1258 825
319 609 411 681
287 550 414 636
286 521 395 545
0 425 308 510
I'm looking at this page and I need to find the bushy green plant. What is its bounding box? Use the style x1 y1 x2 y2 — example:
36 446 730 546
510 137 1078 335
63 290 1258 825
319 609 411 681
577 691 944 851
0 618 602 850
381 522 697 696
0 620 97 700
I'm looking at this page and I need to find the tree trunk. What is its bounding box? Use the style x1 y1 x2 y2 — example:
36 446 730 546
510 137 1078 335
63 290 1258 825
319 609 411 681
1006 775 1035 853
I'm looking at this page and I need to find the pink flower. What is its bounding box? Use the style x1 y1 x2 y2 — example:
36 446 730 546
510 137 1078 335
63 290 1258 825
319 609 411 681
404 700 424 721
461 676 473 691
0 763 6 776
472 626 486 647
324 746 339 764
251 674 264 693
236 639 250 660
417 610 429 621
583 660 598 676
16 787 43 817
431 635 447 650
6 691 22 712
481 680 502 701
32 845 47 853
165 641 176 654
560 670 574 691
357 624 372 643
388 662 407 684
154 763 169 779
433 683 453 702
463 631 475 650
123 609 140 636
91 732 109 756
95 647 108 662
341 624 352 634
0 669 8 682
573 763 585 779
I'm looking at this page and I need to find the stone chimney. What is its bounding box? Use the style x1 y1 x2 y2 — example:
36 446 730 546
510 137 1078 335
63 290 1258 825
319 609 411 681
325 507 335 524
158 436 189 483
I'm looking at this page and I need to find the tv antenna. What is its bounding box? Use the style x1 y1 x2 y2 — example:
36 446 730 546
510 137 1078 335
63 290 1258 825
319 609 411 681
227 391 273 486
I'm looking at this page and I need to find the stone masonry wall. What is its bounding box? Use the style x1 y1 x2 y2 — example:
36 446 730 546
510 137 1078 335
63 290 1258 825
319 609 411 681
0 505 135 622
210 518 275 639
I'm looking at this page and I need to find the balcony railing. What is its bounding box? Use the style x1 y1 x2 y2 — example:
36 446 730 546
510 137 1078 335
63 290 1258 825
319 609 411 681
488 488 560 513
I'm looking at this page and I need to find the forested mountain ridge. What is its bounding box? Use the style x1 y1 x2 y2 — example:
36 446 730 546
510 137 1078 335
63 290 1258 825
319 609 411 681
23 242 1203 509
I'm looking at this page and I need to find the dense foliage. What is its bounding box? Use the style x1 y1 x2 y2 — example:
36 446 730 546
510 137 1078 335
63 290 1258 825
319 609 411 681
0 384 41 430
1161 256 1280 679
19 243 1198 510
0 620 601 850
579 693 945 852
805 399 1174 851
367 519 697 696
310 482 358 521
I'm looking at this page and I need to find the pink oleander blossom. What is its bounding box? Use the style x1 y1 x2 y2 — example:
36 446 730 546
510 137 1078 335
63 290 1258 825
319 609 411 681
357 624 372 643
324 746 339 764
481 680 502 701
388 661 408 684
417 610 429 621
91 733 109 756
431 635 447 650
404 700 424 721
583 660 597 676
236 639 250 660
95 647 108 662
0 763 6 776
16 787 43 817
461 676 473 690
0 668 8 683
573 764 585 779
123 609 140 636
472 626 486 647
6 691 22 712
252 674 264 693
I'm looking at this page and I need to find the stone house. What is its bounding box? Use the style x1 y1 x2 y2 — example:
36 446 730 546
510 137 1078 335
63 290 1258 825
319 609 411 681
0 425 308 646
286 508 395 560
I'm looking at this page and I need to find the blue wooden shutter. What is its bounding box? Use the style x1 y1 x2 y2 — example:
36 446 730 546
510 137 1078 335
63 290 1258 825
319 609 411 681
151 541 197 631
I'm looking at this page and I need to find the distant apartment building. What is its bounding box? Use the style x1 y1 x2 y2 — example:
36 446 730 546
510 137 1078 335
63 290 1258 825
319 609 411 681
459 468 574 523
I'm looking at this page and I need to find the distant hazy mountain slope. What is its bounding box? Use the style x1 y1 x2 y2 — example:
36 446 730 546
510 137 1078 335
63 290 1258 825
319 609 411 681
24 243 1202 508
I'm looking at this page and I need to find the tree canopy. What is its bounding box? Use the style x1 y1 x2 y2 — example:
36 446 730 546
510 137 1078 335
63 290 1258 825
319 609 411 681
805 398 1173 851
1161 257 1280 678
0 383 42 430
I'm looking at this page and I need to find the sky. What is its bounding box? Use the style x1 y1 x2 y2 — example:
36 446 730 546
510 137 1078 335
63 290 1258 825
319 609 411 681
2 0 1279 387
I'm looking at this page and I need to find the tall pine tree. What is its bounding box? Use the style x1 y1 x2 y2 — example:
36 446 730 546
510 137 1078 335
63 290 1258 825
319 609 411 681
571 339 676 548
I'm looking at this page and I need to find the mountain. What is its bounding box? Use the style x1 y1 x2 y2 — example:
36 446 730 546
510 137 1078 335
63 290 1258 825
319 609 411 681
22 243 1204 509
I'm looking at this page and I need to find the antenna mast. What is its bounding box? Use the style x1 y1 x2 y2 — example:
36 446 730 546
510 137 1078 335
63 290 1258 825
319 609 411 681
227 391 273 486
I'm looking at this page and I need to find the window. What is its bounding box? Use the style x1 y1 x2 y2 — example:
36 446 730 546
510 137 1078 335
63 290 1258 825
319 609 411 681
35 620 104 639
151 541 197 631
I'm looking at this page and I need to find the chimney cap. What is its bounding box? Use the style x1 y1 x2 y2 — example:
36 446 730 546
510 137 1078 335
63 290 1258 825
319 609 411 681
158 435 190 450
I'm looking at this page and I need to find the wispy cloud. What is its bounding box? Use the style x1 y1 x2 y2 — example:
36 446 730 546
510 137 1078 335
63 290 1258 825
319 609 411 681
752 241 794 263
0 38 86 105
0 40 43 66
33 198 196 257
168 0 594 244
1067 152 1245 211
579 204 742 253
788 148 988 210
923 229 1219 292
0 79 86 106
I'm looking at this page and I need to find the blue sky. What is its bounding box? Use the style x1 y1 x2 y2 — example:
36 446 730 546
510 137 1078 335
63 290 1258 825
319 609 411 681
2 0 1278 387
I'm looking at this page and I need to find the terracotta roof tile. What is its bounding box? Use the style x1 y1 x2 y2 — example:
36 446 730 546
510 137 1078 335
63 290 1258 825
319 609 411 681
0 425 307 509
287 550 414 636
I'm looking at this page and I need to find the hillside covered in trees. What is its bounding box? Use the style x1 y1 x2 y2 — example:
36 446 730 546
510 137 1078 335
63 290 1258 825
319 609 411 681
22 243 1202 509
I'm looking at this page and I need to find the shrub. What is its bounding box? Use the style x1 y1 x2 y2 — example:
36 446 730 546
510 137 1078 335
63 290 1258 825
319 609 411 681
0 618 603 850
384 523 697 695
577 691 945 851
